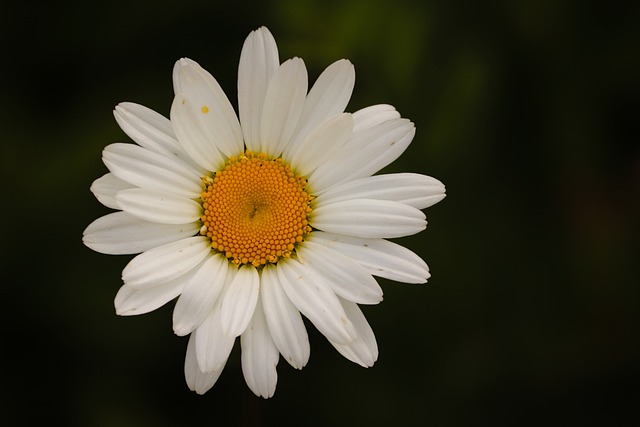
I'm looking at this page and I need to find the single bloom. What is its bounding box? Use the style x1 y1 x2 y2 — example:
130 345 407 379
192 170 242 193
83 26 445 398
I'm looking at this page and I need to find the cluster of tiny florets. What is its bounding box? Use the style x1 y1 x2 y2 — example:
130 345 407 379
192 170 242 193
200 151 312 267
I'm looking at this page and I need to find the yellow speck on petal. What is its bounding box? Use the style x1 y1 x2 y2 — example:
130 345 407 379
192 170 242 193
200 151 313 267
201 106 209 114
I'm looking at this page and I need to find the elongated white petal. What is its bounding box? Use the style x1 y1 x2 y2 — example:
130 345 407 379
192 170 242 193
102 143 203 197
238 26 279 152
220 265 260 337
116 188 202 225
90 173 134 209
277 260 357 345
317 173 446 210
351 104 400 134
172 58 244 158
241 300 279 398
286 113 353 177
194 295 236 373
309 231 430 283
83 211 199 255
113 102 182 158
170 93 226 171
260 58 308 158
285 59 355 155
260 264 310 369
122 236 211 288
184 333 223 395
310 118 415 191
172 254 229 336
297 241 382 305
114 271 191 316
313 199 426 239
330 298 378 367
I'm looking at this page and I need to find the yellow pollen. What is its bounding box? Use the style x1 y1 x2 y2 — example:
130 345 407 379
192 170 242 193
201 106 209 114
200 151 313 267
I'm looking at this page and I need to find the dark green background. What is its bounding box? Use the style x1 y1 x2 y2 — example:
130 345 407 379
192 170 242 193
2 0 638 425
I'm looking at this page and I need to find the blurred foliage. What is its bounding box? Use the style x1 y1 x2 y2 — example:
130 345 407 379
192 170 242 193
1 0 639 426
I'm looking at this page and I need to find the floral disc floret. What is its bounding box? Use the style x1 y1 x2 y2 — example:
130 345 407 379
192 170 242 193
200 151 313 267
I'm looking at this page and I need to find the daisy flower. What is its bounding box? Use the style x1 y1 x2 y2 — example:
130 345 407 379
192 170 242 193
83 26 445 398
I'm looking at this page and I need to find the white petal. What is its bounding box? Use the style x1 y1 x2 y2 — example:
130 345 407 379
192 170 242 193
351 104 400 134
310 118 415 191
83 211 199 255
313 199 426 238
286 113 353 177
297 241 382 305
241 299 279 398
317 173 446 210
184 333 223 395
277 259 357 345
194 296 236 373
122 236 211 288
330 298 378 367
309 231 430 283
114 271 191 316
260 264 310 369
113 102 181 158
90 173 134 209
172 254 229 336
285 59 355 155
172 58 244 158
116 188 202 225
238 26 280 152
170 93 226 172
260 58 308 158
220 265 260 337
102 143 203 197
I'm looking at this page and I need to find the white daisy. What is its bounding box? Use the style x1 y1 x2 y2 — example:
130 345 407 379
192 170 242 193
83 26 445 398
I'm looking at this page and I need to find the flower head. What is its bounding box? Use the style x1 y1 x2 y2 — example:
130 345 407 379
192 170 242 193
83 27 445 398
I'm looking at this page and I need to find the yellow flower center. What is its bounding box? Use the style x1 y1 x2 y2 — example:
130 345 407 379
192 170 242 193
200 151 313 267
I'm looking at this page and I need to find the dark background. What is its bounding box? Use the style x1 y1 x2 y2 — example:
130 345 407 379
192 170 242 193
2 0 639 425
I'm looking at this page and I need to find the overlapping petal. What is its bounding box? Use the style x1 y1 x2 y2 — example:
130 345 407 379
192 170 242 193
114 270 194 316
220 265 260 337
116 188 202 224
329 298 378 367
194 298 236 373
286 113 353 177
260 58 308 157
83 211 199 255
172 254 229 336
309 117 415 191
313 199 426 239
309 231 430 283
241 300 279 398
184 333 224 395
351 104 400 134
316 172 446 209
172 58 244 158
89 173 134 209
113 102 181 159
297 241 383 304
102 143 203 197
285 59 355 155
170 94 227 171
122 236 211 288
260 264 310 369
277 259 357 345
186 267 237 374
238 26 279 152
